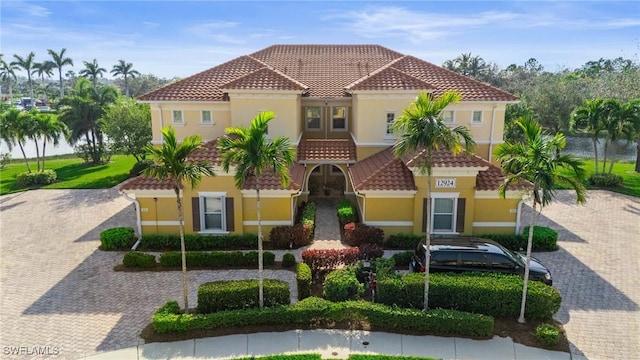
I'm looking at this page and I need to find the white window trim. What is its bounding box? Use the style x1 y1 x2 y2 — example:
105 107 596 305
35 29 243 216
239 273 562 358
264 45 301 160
172 110 184 125
305 106 322 131
200 110 213 125
198 191 228 234
385 111 396 139
471 110 483 125
430 192 459 234
330 106 348 132
443 110 455 124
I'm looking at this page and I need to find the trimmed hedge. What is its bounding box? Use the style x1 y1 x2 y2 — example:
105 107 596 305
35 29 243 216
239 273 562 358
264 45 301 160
479 225 558 252
100 227 136 250
153 297 494 337
336 198 357 224
269 224 312 249
197 279 290 313
323 266 363 302
296 262 312 300
139 233 257 251
16 169 57 188
282 253 297 268
123 251 156 268
534 323 561 347
588 173 623 187
376 272 561 320
159 251 275 268
385 234 423 250
391 251 414 268
343 222 384 247
302 248 360 274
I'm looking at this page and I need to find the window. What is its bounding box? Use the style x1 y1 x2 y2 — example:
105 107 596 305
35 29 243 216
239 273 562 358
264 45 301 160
431 252 458 266
202 197 224 231
331 106 347 131
386 112 395 135
443 111 454 124
172 110 183 124
490 254 517 269
471 110 482 124
306 106 321 130
433 198 455 232
201 110 212 124
460 252 488 268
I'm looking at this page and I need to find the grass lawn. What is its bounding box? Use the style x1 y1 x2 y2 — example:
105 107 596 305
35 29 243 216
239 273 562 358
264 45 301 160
557 159 640 198
0 155 137 195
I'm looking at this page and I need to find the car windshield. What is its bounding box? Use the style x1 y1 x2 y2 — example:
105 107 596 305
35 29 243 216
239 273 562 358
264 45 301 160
499 245 525 267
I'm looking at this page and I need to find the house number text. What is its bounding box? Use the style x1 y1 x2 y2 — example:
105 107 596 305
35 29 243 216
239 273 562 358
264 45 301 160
435 178 456 188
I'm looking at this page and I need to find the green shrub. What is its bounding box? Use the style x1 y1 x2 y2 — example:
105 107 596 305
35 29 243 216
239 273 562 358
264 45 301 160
16 169 57 188
100 227 136 250
534 323 561 347
128 159 153 177
300 202 316 236
282 253 297 268
521 226 558 251
385 234 423 249
336 198 357 224
296 262 312 300
159 251 275 268
323 266 363 302
478 234 525 251
122 251 156 268
139 233 257 251
391 251 414 268
197 279 290 313
588 173 623 187
152 297 494 337
377 272 561 320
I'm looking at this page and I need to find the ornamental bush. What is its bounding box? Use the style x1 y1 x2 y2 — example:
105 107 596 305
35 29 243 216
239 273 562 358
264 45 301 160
376 272 561 320
122 251 156 268
139 233 257 251
269 224 312 249
323 266 363 302
196 279 290 313
386 234 423 249
100 227 136 250
391 251 414 268
534 323 561 347
16 169 57 188
521 225 558 251
282 253 297 268
588 173 623 187
296 262 312 300
158 251 275 268
343 222 384 246
302 248 360 274
152 297 494 337
336 198 357 224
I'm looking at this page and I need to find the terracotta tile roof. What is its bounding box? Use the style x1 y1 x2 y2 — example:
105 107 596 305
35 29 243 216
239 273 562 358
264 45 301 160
349 147 416 191
138 45 516 101
476 165 532 191
119 176 177 191
221 67 308 91
242 163 305 191
188 138 223 165
297 138 357 162
402 148 490 169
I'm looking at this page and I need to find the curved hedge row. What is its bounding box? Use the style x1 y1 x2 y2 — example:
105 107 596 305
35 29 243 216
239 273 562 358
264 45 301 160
153 297 493 337
376 272 561 320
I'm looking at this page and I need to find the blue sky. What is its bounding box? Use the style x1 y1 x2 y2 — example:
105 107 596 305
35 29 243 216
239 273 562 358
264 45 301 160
1 1 639 80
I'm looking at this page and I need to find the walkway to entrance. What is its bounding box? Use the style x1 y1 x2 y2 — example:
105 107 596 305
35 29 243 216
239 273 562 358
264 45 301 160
308 198 348 250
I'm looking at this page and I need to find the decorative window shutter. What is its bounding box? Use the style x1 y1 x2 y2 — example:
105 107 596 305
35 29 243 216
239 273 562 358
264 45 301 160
456 198 466 233
225 197 235 231
192 197 201 232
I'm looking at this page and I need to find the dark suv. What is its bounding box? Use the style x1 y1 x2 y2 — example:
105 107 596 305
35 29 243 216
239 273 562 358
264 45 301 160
409 238 553 285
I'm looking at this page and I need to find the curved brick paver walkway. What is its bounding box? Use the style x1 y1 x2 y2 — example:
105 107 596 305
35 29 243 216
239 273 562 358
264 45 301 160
523 190 640 360
0 189 295 360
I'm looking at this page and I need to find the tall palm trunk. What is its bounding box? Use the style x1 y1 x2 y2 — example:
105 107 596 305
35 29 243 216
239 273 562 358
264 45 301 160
175 186 190 314
58 69 64 98
608 142 616 174
602 141 609 174
423 154 433 310
33 138 41 172
256 178 264 309
18 141 31 173
635 140 640 173
592 137 599 174
518 195 538 323
42 139 47 170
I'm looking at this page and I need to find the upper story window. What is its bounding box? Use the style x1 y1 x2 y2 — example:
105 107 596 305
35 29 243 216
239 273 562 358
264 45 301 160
331 106 347 131
386 112 395 135
306 106 321 130
443 111 455 124
201 110 212 124
471 110 483 124
172 110 183 124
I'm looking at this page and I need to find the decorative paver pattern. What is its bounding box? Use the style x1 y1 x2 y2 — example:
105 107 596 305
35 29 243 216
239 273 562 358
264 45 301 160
523 190 640 360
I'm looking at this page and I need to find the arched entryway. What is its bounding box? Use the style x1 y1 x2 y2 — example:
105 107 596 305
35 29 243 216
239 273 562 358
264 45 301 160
306 164 350 198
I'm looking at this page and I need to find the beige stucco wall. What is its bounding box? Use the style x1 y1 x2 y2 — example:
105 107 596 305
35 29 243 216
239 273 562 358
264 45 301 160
228 93 301 141
147 102 231 143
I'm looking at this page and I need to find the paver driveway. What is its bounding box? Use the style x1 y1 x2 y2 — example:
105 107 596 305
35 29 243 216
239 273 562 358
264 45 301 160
0 189 295 359
0 189 638 359
522 190 640 360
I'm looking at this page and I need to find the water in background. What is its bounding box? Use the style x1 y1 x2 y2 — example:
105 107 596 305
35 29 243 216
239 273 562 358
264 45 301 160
0 138 75 159
562 136 637 161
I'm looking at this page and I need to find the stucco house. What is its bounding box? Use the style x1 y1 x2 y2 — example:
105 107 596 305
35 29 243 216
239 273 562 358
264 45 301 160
120 44 528 239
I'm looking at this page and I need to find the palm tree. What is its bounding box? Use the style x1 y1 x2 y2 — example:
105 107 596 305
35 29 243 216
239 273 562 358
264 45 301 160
0 57 18 102
0 108 35 172
32 61 55 101
392 91 475 310
496 116 586 323
144 127 215 313
34 112 67 170
111 59 141 97
218 111 295 309
12 52 36 103
48 48 74 98
571 99 607 174
79 59 107 88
